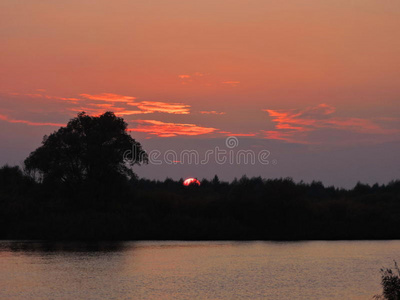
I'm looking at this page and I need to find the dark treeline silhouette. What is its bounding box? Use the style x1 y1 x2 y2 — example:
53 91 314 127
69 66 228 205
2 166 400 240
0 112 400 240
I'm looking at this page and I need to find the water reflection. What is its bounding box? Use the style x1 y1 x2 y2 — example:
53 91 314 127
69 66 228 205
1 241 399 300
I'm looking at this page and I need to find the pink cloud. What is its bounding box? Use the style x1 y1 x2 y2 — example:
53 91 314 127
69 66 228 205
200 111 226 115
129 120 217 137
0 114 63 127
226 133 256 137
9 92 81 103
80 93 136 102
178 72 208 85
79 93 190 115
128 101 190 115
222 81 240 86
8 91 192 116
263 104 400 144
219 131 256 137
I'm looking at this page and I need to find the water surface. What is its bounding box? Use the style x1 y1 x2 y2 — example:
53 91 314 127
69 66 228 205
1 240 398 299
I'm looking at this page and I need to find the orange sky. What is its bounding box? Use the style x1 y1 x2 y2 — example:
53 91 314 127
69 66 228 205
0 0 399 185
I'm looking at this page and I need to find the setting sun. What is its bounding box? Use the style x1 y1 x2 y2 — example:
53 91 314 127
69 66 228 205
183 178 201 186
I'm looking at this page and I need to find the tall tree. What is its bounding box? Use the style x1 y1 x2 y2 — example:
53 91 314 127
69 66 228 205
24 112 147 187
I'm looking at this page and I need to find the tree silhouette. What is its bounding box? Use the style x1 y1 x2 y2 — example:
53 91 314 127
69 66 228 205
24 112 147 188
212 175 220 185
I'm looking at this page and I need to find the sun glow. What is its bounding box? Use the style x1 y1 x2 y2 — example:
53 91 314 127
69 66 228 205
183 178 201 186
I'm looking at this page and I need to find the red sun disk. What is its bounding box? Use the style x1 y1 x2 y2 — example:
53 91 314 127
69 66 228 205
183 178 201 186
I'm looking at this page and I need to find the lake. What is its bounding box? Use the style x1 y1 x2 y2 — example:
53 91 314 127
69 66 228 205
1 240 399 299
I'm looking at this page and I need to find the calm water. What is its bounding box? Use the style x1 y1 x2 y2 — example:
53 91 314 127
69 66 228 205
1 240 399 300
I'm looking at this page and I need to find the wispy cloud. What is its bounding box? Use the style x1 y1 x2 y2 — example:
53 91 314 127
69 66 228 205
80 93 136 102
78 93 190 115
200 111 226 115
264 104 399 144
0 114 63 127
219 131 256 137
8 91 192 116
222 81 240 86
178 72 207 85
10 92 79 102
128 101 190 115
129 120 217 137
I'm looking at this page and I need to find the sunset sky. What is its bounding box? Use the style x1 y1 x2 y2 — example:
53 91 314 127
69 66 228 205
1 0 399 187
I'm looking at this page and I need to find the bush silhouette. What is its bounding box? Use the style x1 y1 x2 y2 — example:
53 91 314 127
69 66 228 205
375 261 400 300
